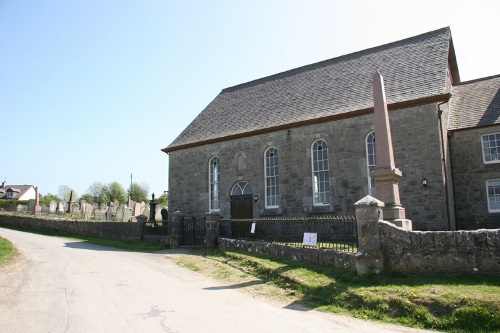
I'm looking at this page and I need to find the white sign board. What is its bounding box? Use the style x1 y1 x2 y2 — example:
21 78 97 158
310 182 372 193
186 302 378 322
250 222 256 234
303 232 318 246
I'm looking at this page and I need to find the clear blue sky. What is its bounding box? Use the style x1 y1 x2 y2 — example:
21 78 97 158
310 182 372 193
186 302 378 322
1 0 499 199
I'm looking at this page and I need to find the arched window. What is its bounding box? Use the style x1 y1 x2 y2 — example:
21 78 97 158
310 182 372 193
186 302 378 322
231 181 252 195
264 147 280 208
311 140 330 205
366 132 376 195
209 157 220 211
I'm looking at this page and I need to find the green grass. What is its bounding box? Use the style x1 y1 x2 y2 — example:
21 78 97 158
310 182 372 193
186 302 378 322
0 236 18 266
194 249 500 333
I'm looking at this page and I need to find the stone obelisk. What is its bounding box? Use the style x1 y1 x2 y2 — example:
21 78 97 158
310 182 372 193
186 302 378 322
371 71 412 230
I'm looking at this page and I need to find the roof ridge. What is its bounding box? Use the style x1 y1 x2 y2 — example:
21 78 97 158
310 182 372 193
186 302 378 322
221 27 451 93
453 73 500 86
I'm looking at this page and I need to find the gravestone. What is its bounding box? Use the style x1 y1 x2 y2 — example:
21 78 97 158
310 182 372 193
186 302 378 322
71 203 80 217
16 204 24 213
94 208 103 220
155 205 163 221
161 208 169 221
139 202 146 215
28 199 35 213
99 203 107 211
133 202 142 217
123 208 132 222
84 204 93 219
57 201 65 214
49 201 57 214
115 204 125 222
142 206 150 219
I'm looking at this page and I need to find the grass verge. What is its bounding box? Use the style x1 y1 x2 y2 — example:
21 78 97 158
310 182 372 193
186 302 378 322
170 249 500 333
0 236 18 267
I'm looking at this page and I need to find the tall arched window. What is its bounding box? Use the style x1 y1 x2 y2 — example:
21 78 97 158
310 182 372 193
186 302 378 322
264 147 280 208
366 132 376 195
209 157 220 211
311 140 330 205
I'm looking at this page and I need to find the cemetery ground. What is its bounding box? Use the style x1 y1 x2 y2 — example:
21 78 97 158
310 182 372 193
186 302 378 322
0 228 499 333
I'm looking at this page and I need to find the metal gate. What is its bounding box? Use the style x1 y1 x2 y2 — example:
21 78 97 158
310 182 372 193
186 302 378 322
181 217 206 246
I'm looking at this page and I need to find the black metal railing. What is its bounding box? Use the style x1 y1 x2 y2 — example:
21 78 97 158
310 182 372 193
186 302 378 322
219 216 358 253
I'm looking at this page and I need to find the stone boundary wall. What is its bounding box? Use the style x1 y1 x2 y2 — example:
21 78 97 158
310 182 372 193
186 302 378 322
218 237 356 271
379 221 500 274
0 214 142 241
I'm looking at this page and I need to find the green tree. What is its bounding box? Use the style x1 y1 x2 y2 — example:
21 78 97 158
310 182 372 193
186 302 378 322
156 193 169 206
103 182 127 204
128 182 148 203
40 193 61 206
79 194 94 203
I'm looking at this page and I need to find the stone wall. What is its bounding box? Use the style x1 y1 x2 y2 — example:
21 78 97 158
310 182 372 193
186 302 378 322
0 214 143 241
450 125 500 229
379 221 500 274
169 102 450 230
217 238 356 271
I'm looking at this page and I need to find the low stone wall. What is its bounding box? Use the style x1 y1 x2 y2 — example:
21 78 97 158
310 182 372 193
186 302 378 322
218 238 356 271
379 221 500 274
0 214 142 241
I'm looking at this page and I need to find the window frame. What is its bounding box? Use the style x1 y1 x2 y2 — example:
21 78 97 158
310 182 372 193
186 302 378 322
481 133 500 164
365 131 376 195
311 139 331 206
486 179 500 213
208 156 220 212
264 147 280 209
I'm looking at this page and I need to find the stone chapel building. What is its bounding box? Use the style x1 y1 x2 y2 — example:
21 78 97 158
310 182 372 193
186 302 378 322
163 27 500 231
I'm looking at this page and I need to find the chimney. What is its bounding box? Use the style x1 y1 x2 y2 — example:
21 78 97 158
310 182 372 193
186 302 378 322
1 181 5 188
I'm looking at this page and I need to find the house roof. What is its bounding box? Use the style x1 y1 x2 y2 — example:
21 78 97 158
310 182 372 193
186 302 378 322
448 75 500 131
0 184 34 200
164 27 457 153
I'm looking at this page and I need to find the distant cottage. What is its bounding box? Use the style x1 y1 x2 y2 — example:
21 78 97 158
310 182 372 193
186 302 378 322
162 27 500 231
0 181 37 201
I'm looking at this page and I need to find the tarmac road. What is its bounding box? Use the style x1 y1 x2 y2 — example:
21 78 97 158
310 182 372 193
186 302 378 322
0 227 437 333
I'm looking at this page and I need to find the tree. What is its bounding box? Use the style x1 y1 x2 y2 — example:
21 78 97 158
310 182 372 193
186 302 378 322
128 182 149 203
58 185 76 202
156 193 169 206
85 182 107 204
103 182 127 204
40 193 61 206
79 194 94 203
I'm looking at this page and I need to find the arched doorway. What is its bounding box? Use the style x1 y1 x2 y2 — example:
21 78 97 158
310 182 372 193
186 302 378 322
231 181 253 219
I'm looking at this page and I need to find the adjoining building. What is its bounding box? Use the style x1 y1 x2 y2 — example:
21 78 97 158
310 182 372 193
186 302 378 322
163 27 500 231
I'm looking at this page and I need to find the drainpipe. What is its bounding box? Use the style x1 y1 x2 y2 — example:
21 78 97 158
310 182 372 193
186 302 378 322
437 100 453 230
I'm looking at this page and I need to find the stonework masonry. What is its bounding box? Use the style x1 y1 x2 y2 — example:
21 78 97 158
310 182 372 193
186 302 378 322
169 102 450 230
450 125 500 228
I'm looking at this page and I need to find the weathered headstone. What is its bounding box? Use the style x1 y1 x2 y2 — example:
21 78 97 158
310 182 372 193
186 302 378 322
28 199 35 213
49 201 57 214
71 203 80 217
115 204 125 222
133 202 142 217
57 201 65 214
142 206 150 219
139 202 146 215
155 205 163 221
84 204 93 219
123 208 132 222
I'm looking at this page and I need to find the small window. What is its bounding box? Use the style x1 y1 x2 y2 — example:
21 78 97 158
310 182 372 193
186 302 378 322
264 147 280 208
366 132 376 195
209 157 220 211
311 139 330 205
481 133 500 164
486 179 500 213
6 192 13 199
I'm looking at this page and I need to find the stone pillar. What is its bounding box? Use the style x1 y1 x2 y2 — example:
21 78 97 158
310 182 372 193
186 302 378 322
34 186 41 215
67 190 76 214
371 71 412 230
170 211 183 248
204 211 220 249
354 195 385 276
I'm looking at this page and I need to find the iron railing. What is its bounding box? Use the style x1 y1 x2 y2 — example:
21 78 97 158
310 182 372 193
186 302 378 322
219 216 358 253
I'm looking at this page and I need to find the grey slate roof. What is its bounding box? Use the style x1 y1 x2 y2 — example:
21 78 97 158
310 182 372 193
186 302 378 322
448 75 500 131
165 27 456 152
